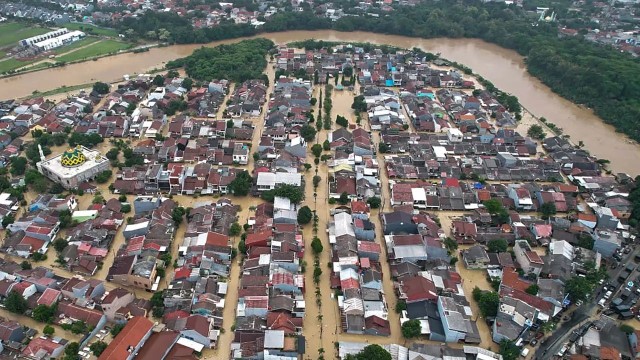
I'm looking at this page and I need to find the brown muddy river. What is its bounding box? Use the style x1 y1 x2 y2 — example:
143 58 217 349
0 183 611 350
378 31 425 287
2 30 639 174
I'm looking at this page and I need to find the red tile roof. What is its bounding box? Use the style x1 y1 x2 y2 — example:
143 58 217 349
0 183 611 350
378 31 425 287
501 267 532 292
400 275 437 303
205 232 229 247
98 316 153 360
245 230 273 247
37 288 60 306
22 337 62 358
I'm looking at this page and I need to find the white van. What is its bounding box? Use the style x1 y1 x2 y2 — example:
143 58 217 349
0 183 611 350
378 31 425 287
520 348 530 357
604 290 613 299
598 298 606 308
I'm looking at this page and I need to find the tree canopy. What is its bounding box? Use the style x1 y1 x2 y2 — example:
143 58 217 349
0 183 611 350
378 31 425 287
344 344 392 360
401 319 422 339
261 184 305 204
228 170 252 196
167 39 274 82
487 238 508 253
472 287 500 317
297 206 313 224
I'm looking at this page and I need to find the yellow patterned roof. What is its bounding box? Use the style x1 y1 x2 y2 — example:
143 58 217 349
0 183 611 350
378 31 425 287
60 146 86 167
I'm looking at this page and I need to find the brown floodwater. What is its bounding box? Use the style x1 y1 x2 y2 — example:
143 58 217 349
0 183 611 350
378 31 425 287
2 30 638 173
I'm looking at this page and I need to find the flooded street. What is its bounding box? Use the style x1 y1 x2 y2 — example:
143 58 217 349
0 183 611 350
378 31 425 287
1 30 638 173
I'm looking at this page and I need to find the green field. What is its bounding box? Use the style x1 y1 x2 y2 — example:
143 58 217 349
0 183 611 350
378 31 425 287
0 22 50 49
56 40 131 63
53 36 100 54
0 58 36 73
64 23 120 38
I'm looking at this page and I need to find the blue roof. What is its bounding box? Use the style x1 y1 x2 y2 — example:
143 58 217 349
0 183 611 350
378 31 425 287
385 79 394 87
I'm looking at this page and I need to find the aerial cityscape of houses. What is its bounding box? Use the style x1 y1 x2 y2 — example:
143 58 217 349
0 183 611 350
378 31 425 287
0 37 636 360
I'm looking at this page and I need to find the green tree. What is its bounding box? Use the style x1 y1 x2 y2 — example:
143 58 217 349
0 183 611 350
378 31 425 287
346 344 392 360
366 196 381 209
4 291 28 314
300 124 317 142
483 199 503 214
527 124 546 140
90 341 108 356
351 95 367 113
444 237 458 252
228 170 252 196
311 143 323 158
336 115 349 128
540 202 557 219
472 287 499 317
499 339 520 360
10 157 28 176
21 261 31 270
487 239 508 253
262 184 305 204
95 170 113 183
2 213 15 229
338 192 349 205
64 342 80 360
565 275 593 302
69 321 88 334
323 139 330 151
181 78 193 90
395 300 407 313
311 236 323 255
297 206 313 225
92 82 109 94
525 284 539 295
171 207 186 226
229 222 242 237
153 74 165 86
52 133 67 146
43 324 55 336
401 319 422 339
110 323 125 336
53 238 68 253
33 304 57 323
120 204 131 213
106 148 119 161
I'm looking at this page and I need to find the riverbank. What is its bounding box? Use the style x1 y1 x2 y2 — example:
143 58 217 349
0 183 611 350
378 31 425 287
1 30 637 174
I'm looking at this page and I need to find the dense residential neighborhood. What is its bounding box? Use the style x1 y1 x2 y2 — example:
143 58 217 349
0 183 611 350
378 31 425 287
0 36 637 360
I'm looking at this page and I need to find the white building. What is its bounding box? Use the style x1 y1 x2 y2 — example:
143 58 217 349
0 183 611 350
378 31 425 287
37 145 110 189
20 28 85 51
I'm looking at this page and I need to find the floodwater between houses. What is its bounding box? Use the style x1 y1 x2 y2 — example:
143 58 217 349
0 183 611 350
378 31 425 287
1 30 639 174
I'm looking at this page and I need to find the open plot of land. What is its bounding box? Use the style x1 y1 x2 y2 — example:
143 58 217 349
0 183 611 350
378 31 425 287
64 22 120 37
55 39 131 62
0 58 36 73
0 22 50 49
53 36 100 54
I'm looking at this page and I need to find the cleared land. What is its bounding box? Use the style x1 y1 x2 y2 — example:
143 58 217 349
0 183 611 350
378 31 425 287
0 58 36 73
53 36 100 54
55 40 131 62
64 22 120 37
0 22 49 49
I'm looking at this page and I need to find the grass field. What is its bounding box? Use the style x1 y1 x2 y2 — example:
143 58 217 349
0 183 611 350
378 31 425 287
53 36 100 54
64 23 120 38
0 22 50 49
0 58 36 73
56 40 131 63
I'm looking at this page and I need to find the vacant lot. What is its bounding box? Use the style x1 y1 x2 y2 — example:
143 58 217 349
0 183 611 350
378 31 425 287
0 22 50 49
53 36 100 54
56 40 131 63
0 58 36 73
64 22 120 38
